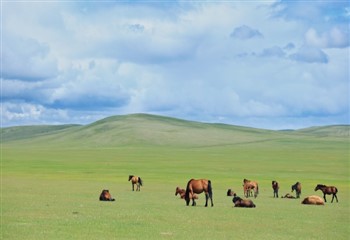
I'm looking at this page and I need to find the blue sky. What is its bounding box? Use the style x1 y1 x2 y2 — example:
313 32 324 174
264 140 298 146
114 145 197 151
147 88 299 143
1 0 349 129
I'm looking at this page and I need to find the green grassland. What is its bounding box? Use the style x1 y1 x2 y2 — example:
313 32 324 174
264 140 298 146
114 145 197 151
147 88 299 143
1 114 349 239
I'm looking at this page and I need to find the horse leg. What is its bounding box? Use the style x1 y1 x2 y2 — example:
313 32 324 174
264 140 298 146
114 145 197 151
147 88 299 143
323 193 327 202
192 198 196 206
334 194 338 203
132 183 134 191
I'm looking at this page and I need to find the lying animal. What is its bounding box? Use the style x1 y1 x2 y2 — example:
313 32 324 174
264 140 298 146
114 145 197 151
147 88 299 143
232 195 256 208
301 195 324 205
281 193 296 199
99 189 115 201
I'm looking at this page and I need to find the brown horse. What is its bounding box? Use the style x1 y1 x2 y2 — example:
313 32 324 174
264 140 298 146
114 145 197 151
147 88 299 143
175 187 198 200
99 189 115 201
128 175 143 191
243 179 259 198
291 182 301 198
301 195 324 205
185 179 213 207
272 180 279 198
281 193 296 199
232 194 256 208
314 184 338 203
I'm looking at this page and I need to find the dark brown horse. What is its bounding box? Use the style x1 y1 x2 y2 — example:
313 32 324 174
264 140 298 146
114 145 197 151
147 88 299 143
128 175 143 191
185 179 213 207
99 189 115 201
227 189 235 196
272 180 279 198
314 184 338 203
243 179 259 198
232 194 256 208
291 182 301 198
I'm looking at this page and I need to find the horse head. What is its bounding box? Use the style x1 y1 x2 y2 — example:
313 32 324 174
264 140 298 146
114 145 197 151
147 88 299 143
314 184 325 191
128 175 133 181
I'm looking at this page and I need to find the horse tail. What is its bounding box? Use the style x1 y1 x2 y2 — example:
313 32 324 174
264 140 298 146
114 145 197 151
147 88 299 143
208 180 213 197
256 184 259 194
334 187 338 194
185 179 193 202
138 177 143 186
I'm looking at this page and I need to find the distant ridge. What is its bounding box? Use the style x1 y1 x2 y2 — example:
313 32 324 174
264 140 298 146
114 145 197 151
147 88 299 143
1 114 349 147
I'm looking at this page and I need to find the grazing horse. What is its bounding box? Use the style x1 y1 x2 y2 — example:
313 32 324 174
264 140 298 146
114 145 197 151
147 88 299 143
291 182 301 198
128 175 143 191
99 189 115 201
301 195 324 205
232 194 256 208
175 187 198 200
243 179 259 198
272 180 279 198
185 179 213 207
314 184 338 203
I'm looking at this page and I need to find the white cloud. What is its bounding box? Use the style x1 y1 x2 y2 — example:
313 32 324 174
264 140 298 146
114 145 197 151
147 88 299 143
1 1 349 129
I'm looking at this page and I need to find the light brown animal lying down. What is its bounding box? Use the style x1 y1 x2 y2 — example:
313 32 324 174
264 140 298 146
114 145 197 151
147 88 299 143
301 195 324 205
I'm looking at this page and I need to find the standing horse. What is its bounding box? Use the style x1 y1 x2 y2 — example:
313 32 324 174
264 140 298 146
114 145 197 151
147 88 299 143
185 179 213 207
314 184 338 203
128 175 143 191
243 179 259 198
272 180 279 198
291 182 301 198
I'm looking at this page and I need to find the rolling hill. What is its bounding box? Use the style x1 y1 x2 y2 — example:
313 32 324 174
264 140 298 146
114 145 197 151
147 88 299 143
1 113 349 147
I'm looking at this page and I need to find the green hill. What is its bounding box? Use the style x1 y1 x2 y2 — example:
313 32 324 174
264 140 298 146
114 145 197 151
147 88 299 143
1 113 349 147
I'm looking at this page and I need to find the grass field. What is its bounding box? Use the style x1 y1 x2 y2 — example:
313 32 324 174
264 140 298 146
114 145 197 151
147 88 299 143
1 114 349 239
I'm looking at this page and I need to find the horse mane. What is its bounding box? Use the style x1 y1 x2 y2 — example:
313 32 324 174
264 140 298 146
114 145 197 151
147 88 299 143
317 184 326 187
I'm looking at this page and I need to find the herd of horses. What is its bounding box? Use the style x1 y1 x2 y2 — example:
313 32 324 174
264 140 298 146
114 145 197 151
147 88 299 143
99 175 339 207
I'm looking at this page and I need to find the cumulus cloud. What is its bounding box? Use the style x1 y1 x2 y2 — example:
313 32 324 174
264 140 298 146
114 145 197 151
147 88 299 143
1 1 348 129
230 25 263 40
305 27 350 48
2 34 58 81
290 46 329 63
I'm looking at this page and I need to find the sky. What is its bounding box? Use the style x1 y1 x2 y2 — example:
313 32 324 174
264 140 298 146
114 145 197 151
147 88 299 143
1 0 349 129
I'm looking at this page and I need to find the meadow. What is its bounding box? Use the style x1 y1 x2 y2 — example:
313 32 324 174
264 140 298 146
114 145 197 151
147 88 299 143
1 114 349 239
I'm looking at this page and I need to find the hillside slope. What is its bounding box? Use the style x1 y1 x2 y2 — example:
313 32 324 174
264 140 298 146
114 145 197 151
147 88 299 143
1 114 349 147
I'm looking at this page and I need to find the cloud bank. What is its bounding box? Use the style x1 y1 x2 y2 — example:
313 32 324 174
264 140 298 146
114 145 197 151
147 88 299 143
1 1 349 129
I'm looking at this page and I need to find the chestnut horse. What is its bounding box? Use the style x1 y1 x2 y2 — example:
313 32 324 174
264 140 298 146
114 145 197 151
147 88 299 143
175 187 198 200
314 184 338 203
99 189 115 201
128 175 143 191
185 179 213 207
291 182 301 198
272 180 279 198
301 195 324 205
243 179 259 198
